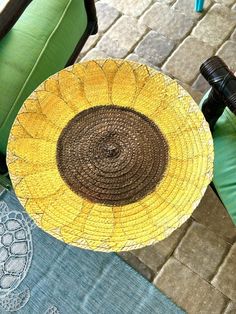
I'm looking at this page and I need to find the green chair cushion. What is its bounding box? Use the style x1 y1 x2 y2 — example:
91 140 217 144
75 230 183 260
200 92 236 225
0 0 88 155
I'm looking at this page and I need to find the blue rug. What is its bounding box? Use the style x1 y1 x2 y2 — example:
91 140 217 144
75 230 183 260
0 187 184 313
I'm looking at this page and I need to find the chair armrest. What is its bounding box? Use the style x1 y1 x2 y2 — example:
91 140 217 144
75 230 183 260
0 0 32 40
200 56 236 131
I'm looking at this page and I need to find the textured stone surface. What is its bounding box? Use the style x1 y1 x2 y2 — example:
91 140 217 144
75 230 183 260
217 41 236 72
215 0 236 6
118 252 155 281
102 0 152 17
163 36 214 83
96 2 120 33
192 187 236 244
173 0 212 18
135 31 175 66
103 0 151 17
154 257 228 314
132 220 191 272
224 301 236 314
131 245 166 273
140 3 194 41
212 243 236 301
231 28 236 41
80 33 100 55
81 48 108 61
154 0 175 4
192 73 210 94
125 53 157 68
97 16 147 58
192 4 236 47
174 221 230 279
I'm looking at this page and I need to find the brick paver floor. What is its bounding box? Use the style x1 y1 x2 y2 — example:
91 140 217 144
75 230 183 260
78 1 236 313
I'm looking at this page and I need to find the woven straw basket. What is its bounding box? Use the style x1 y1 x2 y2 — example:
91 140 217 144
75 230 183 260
7 59 214 252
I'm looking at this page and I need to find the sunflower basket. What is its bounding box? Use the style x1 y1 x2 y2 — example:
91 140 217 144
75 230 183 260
7 59 214 252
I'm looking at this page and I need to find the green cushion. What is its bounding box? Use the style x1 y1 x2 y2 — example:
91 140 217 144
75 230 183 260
0 0 87 155
200 92 236 225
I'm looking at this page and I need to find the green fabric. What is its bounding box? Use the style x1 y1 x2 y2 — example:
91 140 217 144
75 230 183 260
200 92 236 225
0 0 87 155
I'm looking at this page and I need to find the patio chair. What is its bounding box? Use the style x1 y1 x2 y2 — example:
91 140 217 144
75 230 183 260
0 0 97 187
200 56 236 225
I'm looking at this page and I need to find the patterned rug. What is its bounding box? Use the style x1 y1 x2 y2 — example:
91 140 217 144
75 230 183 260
0 187 185 313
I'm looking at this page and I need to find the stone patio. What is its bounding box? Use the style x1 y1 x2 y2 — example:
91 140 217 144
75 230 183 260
78 1 236 313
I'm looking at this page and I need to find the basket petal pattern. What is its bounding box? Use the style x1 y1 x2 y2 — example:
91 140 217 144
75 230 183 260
7 59 214 252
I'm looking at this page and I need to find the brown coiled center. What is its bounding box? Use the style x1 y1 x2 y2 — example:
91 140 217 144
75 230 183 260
56 105 169 206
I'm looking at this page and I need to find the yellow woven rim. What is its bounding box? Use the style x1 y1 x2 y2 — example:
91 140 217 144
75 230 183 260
7 59 214 252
